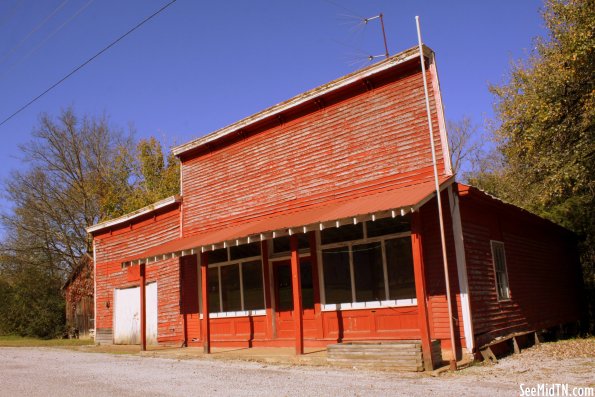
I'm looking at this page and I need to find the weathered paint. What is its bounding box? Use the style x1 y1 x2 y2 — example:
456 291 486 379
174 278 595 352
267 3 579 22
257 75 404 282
114 283 157 345
457 184 582 348
180 60 447 237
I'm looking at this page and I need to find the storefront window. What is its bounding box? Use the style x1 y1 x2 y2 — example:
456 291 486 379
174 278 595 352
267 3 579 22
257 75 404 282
321 216 415 307
322 248 352 304
353 242 385 302
242 260 265 310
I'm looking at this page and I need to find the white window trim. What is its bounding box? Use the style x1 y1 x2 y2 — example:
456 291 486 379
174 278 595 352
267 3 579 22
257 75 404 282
321 299 417 312
207 253 266 316
490 240 511 301
319 218 414 306
200 309 266 319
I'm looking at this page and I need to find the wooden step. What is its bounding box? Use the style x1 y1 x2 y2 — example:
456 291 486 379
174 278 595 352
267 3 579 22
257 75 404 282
327 340 431 372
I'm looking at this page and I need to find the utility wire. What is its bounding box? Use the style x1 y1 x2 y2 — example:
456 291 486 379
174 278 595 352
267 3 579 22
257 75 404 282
0 0 95 83
0 0 70 66
0 0 178 128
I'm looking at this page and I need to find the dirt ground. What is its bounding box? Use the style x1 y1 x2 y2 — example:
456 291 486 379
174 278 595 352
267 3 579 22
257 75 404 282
0 339 593 396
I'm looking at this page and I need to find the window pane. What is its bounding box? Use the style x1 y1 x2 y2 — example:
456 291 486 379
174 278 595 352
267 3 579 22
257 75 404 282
322 248 352 304
491 242 510 300
230 242 261 261
242 260 265 310
321 223 364 245
207 267 220 313
385 237 416 300
207 248 228 264
366 214 411 238
220 264 242 312
272 234 310 253
300 260 314 309
352 242 385 302
276 264 293 311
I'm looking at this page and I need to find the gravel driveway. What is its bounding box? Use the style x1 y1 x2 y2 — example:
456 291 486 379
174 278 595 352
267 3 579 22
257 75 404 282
0 344 593 397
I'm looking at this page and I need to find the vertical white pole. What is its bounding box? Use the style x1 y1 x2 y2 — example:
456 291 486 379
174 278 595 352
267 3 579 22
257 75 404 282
415 15 458 370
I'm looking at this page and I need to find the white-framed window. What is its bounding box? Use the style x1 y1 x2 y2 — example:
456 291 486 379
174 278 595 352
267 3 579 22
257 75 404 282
319 215 417 310
490 240 510 301
206 242 266 317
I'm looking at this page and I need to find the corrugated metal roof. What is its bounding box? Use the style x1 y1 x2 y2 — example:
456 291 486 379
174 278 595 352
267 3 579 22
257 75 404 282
123 177 452 264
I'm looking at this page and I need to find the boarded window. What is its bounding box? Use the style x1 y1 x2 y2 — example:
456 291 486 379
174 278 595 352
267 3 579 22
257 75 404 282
491 241 510 300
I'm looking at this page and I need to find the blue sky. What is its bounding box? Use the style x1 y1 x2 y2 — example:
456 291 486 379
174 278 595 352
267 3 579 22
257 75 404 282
0 0 546 216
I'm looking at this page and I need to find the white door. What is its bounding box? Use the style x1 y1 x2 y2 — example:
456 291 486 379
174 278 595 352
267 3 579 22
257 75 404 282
114 283 157 345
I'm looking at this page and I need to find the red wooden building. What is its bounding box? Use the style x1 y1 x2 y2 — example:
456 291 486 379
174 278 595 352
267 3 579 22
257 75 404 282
87 45 582 368
62 254 94 338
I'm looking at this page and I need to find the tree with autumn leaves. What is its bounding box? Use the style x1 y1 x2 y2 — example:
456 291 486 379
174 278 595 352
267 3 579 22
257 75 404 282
469 0 594 329
0 109 179 337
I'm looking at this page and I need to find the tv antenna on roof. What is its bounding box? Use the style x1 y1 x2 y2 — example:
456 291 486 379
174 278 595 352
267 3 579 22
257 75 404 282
363 13 389 60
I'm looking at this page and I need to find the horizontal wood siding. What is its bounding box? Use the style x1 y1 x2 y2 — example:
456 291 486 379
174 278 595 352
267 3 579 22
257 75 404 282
459 192 582 347
419 191 467 355
181 67 447 236
94 206 181 344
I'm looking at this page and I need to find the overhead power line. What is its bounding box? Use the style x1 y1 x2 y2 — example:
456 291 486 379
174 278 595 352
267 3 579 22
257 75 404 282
0 0 178 128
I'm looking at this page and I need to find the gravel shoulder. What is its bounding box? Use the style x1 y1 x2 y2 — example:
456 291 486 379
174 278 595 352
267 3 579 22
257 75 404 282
0 339 593 397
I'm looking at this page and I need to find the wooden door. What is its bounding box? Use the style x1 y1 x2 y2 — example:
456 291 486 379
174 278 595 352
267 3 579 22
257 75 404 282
273 259 315 339
114 282 157 345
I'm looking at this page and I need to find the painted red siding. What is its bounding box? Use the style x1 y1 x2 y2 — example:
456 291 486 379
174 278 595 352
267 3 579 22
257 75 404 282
181 64 448 236
459 188 581 347
418 191 467 357
93 205 182 344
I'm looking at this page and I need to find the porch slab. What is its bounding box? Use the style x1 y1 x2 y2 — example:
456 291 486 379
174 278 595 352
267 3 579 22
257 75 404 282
137 346 329 366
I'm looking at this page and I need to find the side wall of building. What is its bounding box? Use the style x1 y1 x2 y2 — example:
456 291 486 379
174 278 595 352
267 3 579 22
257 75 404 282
181 61 449 236
418 191 468 360
459 189 582 347
93 206 182 345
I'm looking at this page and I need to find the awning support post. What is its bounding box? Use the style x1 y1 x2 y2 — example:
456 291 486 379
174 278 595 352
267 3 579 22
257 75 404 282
140 263 146 351
411 212 434 371
200 252 211 354
290 235 304 355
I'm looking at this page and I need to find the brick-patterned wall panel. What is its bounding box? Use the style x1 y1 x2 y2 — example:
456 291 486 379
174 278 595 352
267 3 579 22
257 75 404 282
181 67 447 235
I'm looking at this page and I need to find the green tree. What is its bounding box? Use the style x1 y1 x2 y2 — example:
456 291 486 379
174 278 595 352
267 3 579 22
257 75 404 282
471 0 594 329
123 137 180 212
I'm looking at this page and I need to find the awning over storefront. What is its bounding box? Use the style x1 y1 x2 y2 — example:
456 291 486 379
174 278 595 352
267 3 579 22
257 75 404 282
123 176 453 265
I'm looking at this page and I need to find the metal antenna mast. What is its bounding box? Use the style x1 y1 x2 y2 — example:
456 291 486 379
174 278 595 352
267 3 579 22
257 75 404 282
363 13 389 61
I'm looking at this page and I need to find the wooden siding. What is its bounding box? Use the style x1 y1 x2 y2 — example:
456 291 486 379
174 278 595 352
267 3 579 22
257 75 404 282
459 189 582 347
94 205 182 344
181 64 448 236
418 191 467 358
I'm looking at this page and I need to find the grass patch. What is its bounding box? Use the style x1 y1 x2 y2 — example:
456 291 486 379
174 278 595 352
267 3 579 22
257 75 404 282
0 335 94 347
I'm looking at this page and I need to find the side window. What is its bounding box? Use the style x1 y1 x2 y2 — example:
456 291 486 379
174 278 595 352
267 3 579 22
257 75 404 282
491 241 510 300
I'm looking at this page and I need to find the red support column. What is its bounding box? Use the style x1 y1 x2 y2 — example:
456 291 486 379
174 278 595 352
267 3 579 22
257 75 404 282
290 235 304 355
200 252 211 354
261 240 274 340
140 263 146 351
411 211 434 371
308 231 324 339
